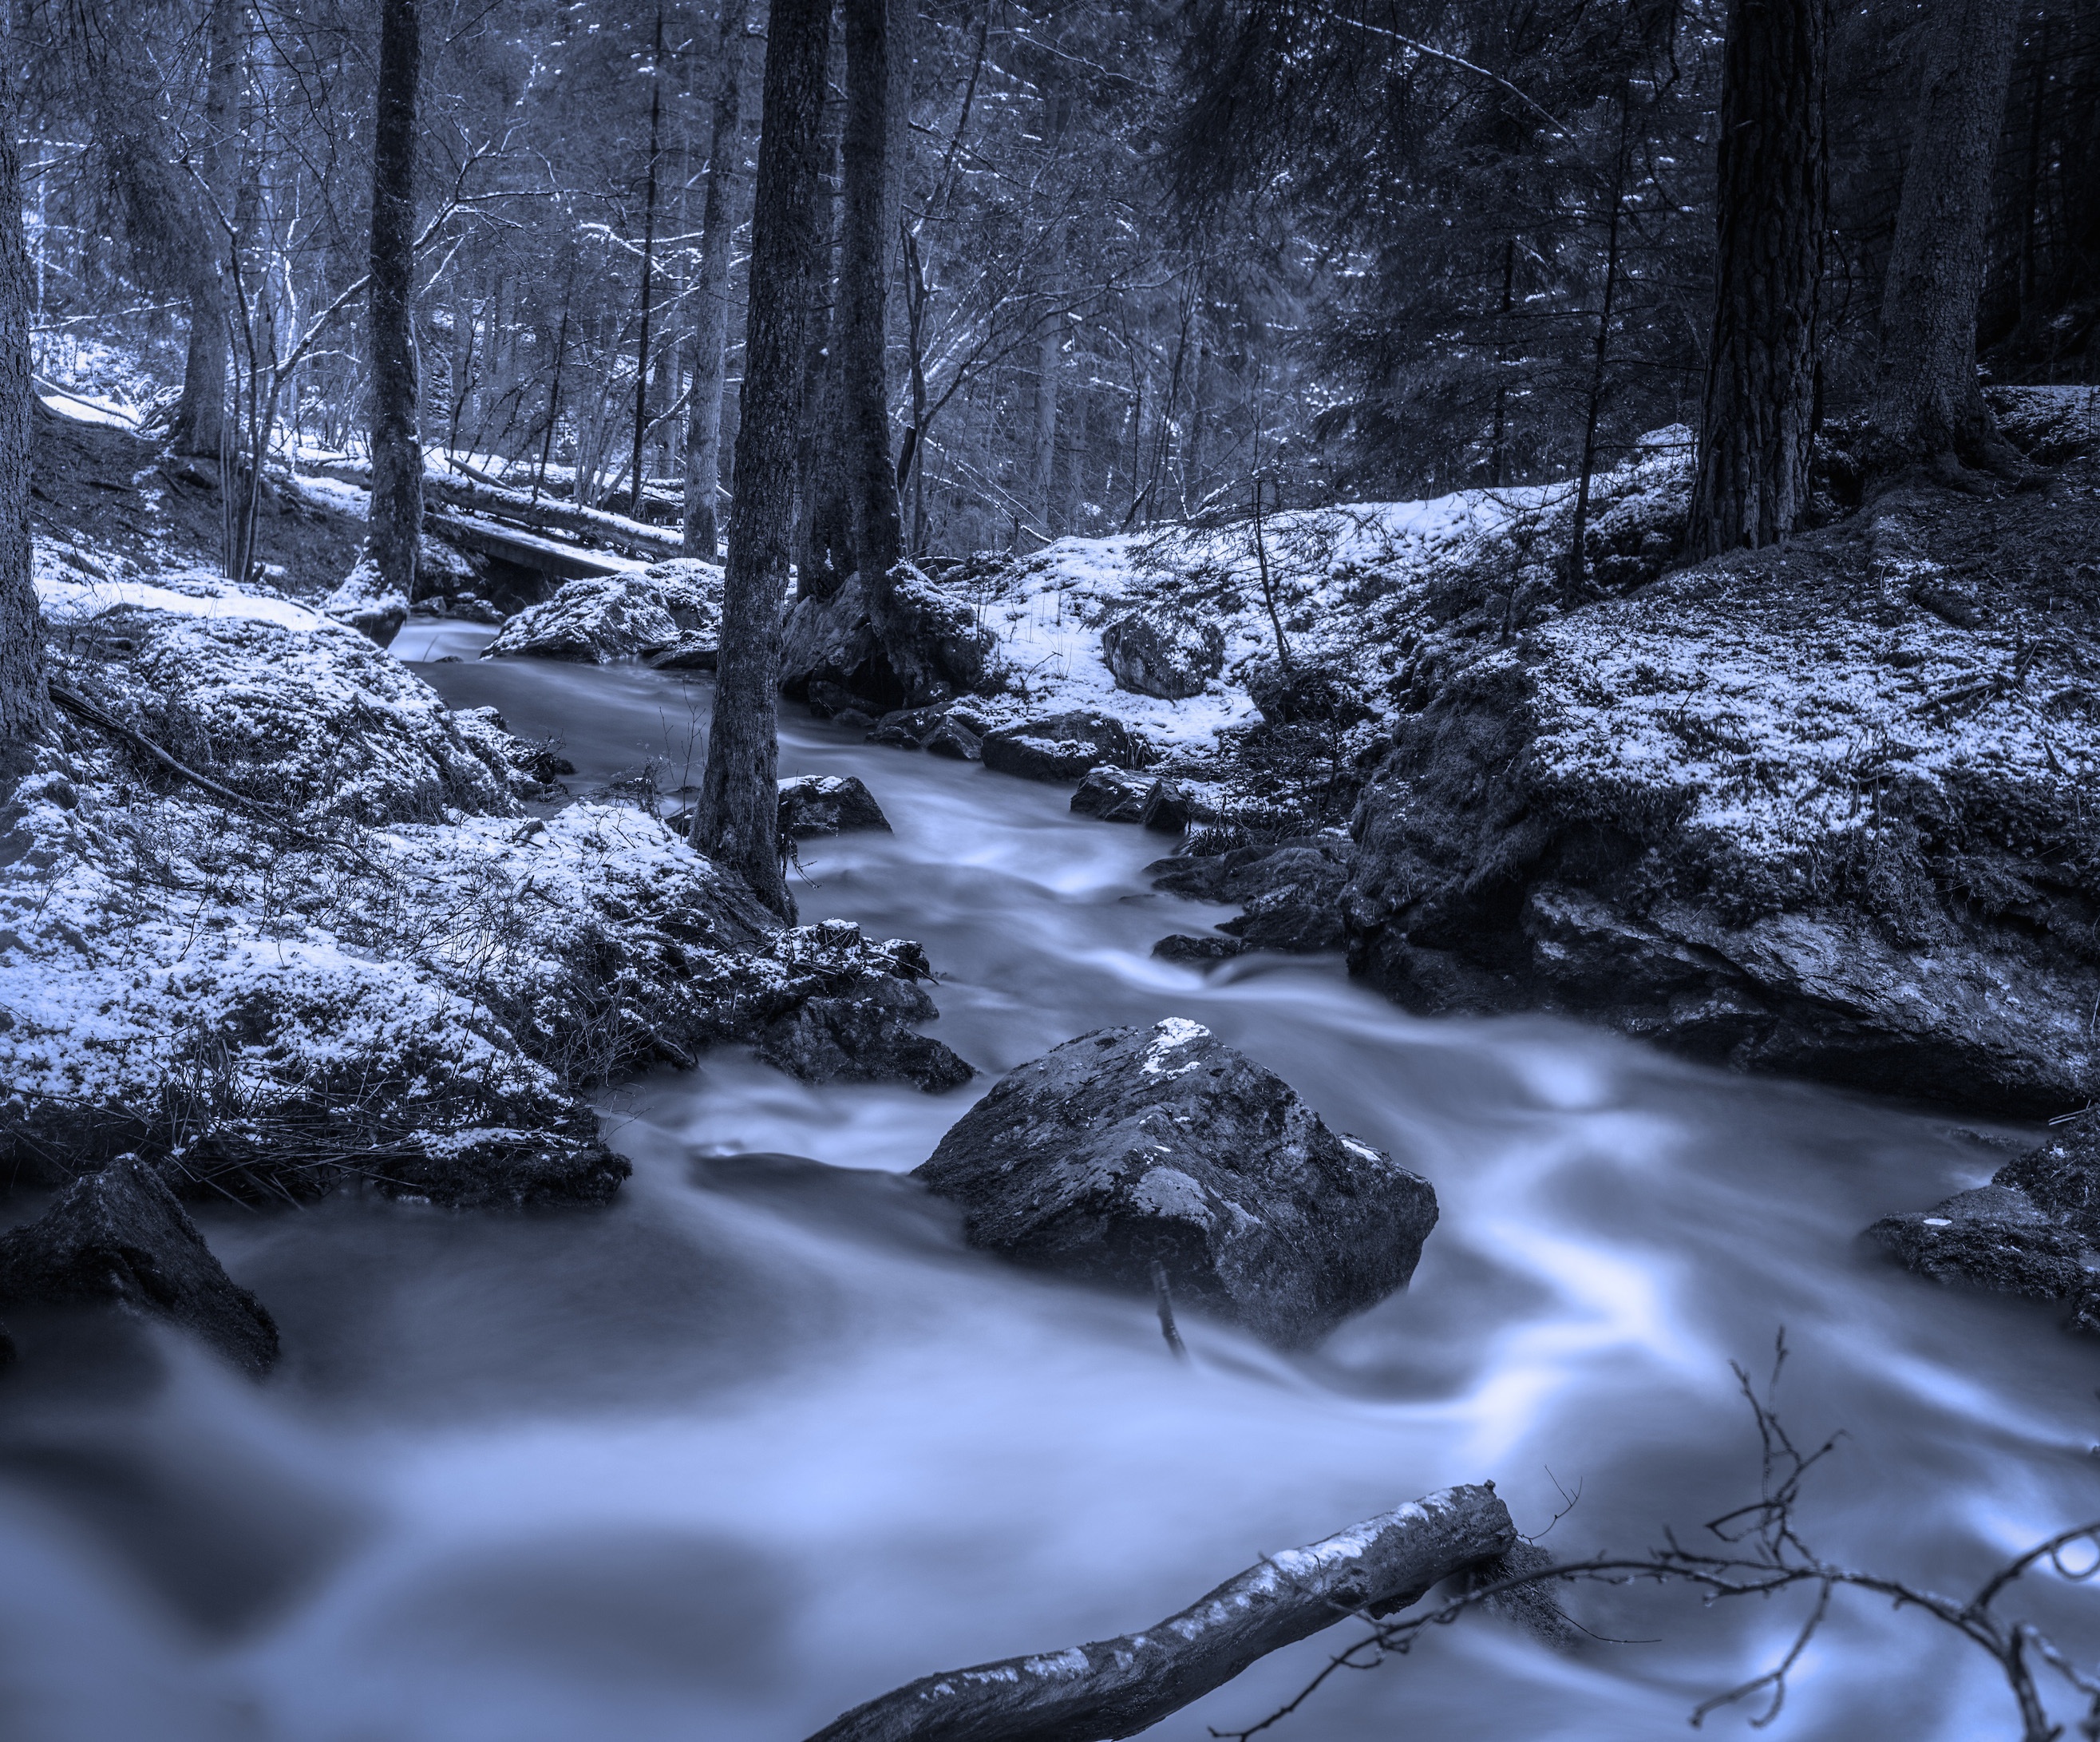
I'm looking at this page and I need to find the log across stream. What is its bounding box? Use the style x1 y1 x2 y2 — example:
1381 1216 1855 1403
1 624 2095 1742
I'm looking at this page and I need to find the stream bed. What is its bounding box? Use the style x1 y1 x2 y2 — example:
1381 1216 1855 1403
2 625 2096 1741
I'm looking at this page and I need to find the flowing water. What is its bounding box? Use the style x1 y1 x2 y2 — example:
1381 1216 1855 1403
4 624 2098 1741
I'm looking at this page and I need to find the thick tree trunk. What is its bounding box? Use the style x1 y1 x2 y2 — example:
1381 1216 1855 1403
365 0 423 602
840 0 909 594
1870 0 2022 467
683 0 749 559
795 80 854 600
1685 0 1827 558
805 1484 1516 1742
694 0 829 919
170 0 243 459
1 125 50 779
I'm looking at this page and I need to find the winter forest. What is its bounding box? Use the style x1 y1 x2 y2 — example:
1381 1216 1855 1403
2 0 2100 1736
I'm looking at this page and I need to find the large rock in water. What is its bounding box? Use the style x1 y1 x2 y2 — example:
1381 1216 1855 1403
981 711 1145 783
912 1019 1438 1345
1101 608 1224 701
777 568 996 708
778 773 890 837
0 1161 279 1372
483 574 682 663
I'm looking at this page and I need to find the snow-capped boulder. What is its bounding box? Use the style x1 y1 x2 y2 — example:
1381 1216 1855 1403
980 711 1145 782
912 1019 1438 1346
1101 608 1224 701
1348 471 2100 1116
0 1160 279 1373
41 573 516 825
483 574 681 663
778 773 890 837
322 556 409 648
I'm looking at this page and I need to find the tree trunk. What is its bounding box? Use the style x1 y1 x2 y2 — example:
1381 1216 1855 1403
1870 0 2022 467
1564 89 1632 591
170 0 243 459
683 0 749 559
694 0 829 919
1684 0 1827 559
840 0 909 595
0 124 49 779
365 0 423 602
805 1484 1515 1742
628 6 666 519
795 77 854 600
1034 228 1067 540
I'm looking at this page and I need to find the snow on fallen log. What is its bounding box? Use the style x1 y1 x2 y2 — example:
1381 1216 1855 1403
806 1482 1515 1742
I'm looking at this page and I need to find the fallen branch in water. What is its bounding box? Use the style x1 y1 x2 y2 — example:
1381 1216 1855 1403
803 1483 1516 1742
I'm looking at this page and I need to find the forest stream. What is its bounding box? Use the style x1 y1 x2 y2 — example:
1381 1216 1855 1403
2 624 2097 1742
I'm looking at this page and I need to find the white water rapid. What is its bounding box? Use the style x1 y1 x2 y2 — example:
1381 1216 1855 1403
2 625 2096 1742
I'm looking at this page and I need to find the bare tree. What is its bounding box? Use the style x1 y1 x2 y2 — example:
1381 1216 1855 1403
365 0 423 603
1685 0 1827 557
694 0 831 917
0 121 50 782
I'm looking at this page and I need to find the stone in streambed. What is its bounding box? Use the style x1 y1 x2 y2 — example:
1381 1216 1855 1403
1070 767 1157 822
0 1160 279 1373
1152 933 1246 964
923 716 983 761
754 976 976 1094
912 1019 1438 1346
777 774 890 837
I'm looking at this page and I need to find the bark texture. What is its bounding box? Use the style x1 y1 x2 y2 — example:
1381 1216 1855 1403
1686 0 1827 558
169 0 244 457
695 0 830 918
805 1484 1515 1742
795 78 855 600
682 0 749 558
0 122 49 775
366 0 424 603
840 0 908 593
1870 0 2022 465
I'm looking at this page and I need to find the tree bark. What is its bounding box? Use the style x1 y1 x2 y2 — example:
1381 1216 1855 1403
683 0 749 559
1684 0 1828 558
366 0 423 602
805 1484 1516 1742
170 0 243 459
1870 0 2022 467
840 0 909 592
694 0 829 919
628 6 667 519
1565 89 1632 590
795 73 854 600
0 122 50 778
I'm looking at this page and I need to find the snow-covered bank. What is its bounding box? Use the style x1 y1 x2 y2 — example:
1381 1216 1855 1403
3 561 970 1208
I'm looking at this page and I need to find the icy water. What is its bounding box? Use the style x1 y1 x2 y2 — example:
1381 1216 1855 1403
3 624 2098 1742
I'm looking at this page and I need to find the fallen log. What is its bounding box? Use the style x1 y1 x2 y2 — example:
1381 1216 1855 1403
299 455 686 560
805 1482 1515 1742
